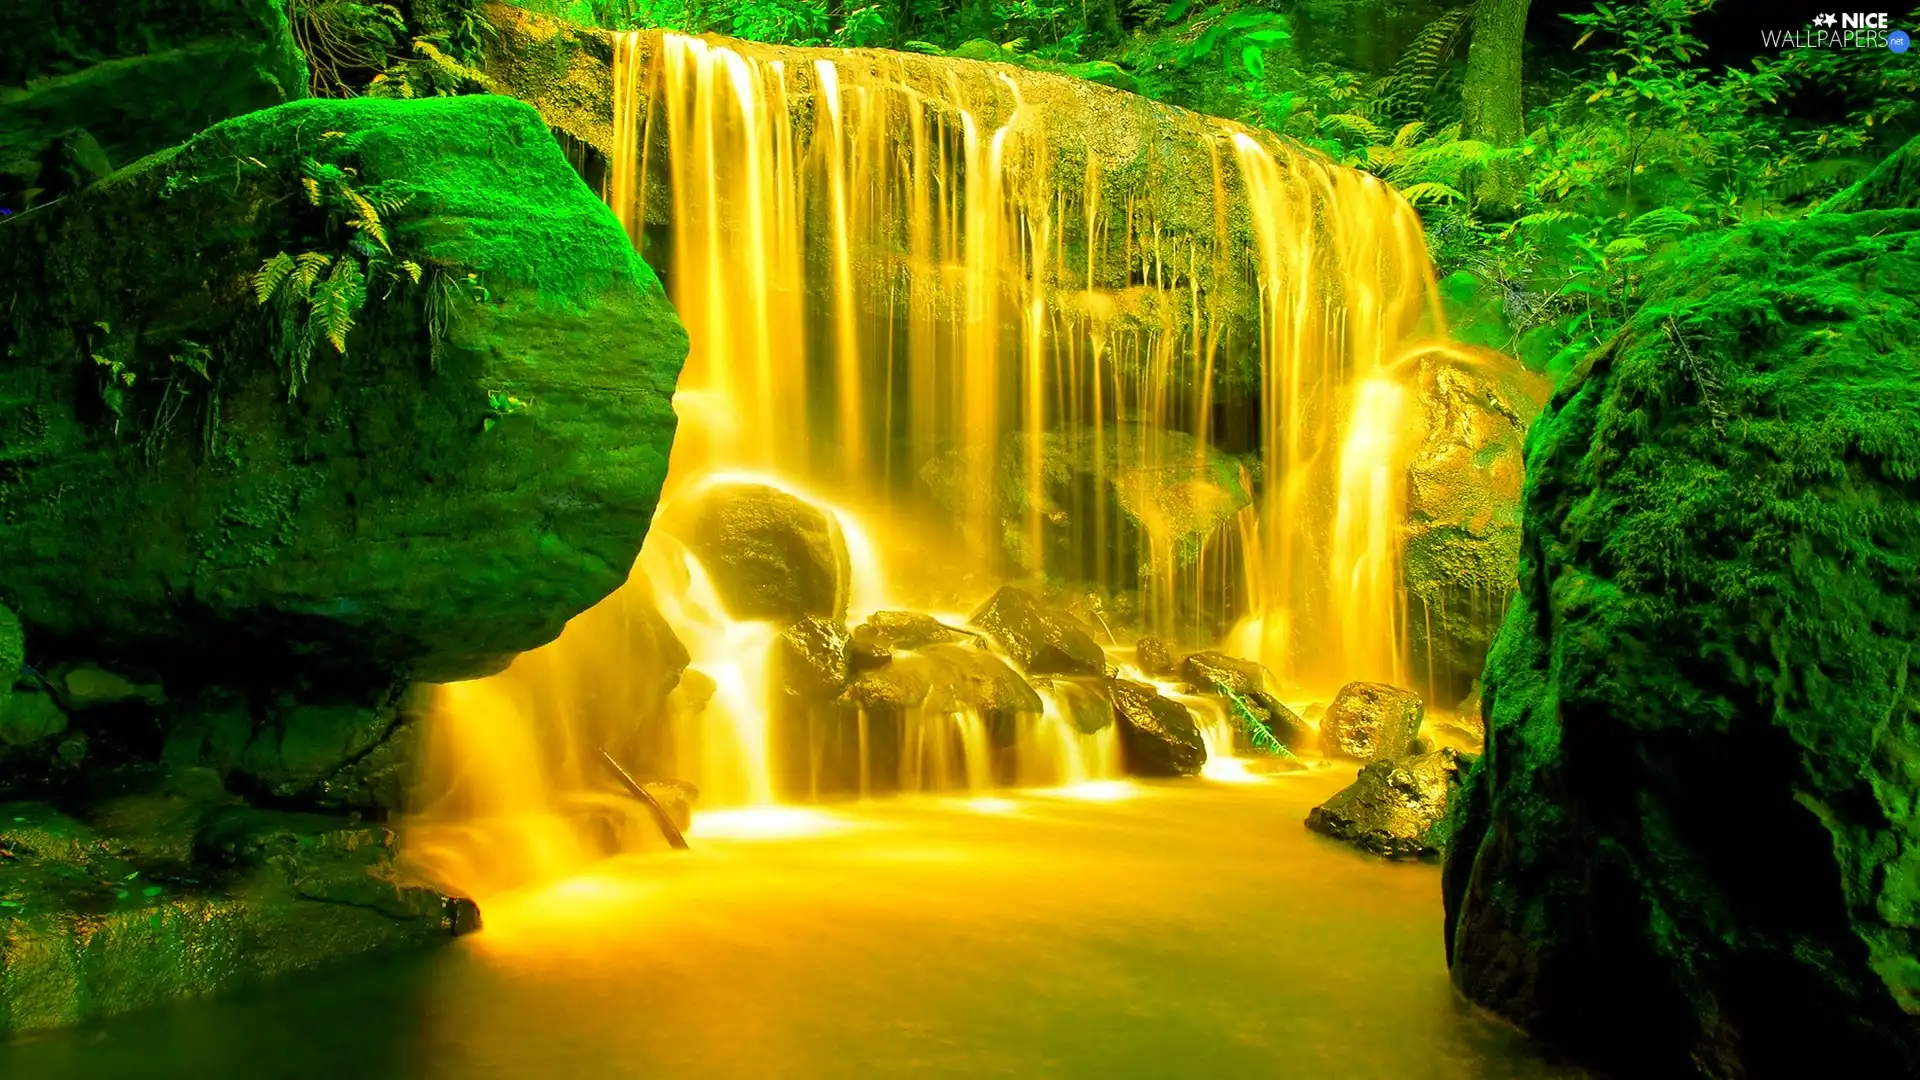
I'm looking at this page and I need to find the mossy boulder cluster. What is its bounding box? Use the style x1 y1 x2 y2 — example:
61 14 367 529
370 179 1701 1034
0 10 688 1036
1443 199 1920 1074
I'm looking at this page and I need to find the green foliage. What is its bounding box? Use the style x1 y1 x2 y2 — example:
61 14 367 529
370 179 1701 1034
251 148 435 399
290 0 495 97
1220 687 1293 758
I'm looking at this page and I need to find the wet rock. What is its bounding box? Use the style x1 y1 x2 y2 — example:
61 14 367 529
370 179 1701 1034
1102 679 1206 777
918 643 1046 718
640 778 699 834
969 586 1105 676
1306 748 1468 859
1134 636 1175 676
853 610 963 650
1403 351 1548 706
661 482 850 623
57 665 165 709
1320 682 1424 763
848 639 893 672
773 617 854 703
1039 677 1115 735
1178 652 1310 752
923 423 1254 602
237 702 400 801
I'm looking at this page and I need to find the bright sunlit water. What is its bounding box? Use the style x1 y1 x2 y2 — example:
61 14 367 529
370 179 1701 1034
0 774 1580 1079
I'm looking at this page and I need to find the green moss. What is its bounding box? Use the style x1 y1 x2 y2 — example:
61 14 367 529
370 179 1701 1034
2 0 306 212
0 94 686 684
1444 207 1920 1074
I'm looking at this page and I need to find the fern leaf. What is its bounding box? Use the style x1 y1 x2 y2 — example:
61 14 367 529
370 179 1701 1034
1393 121 1426 149
293 251 333 293
400 260 423 285
315 258 366 354
301 176 322 206
254 252 296 306
1397 181 1466 206
1319 113 1385 143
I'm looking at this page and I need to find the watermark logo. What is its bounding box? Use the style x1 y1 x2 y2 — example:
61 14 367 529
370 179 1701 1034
1761 12 1903 48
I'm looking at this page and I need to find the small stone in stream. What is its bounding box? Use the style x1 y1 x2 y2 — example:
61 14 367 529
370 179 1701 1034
774 617 853 702
641 778 699 833
1103 679 1205 777
969 586 1105 675
58 665 165 709
854 611 963 650
1177 651 1310 752
1320 681 1424 763
1306 748 1469 859
1134 636 1175 676
446 897 484 937
848 639 893 671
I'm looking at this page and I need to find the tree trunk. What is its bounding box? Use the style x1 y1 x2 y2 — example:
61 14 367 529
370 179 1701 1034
1460 0 1530 212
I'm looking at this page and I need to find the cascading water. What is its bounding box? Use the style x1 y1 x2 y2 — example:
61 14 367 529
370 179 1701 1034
407 30 1465 898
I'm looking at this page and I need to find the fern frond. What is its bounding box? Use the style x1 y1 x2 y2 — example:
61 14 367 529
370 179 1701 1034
1397 181 1467 206
1318 113 1386 143
1392 121 1426 149
1626 206 1701 240
293 251 333 293
301 176 322 206
399 259 423 285
254 252 296 305
315 258 368 354
338 183 390 253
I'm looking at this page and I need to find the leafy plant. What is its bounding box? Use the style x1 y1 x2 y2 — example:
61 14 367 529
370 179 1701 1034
252 153 424 399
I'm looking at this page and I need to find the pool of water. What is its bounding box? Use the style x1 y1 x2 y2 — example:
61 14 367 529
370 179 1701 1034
0 772 1580 1079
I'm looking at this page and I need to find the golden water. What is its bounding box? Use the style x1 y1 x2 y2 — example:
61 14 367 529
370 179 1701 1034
408 32 1459 897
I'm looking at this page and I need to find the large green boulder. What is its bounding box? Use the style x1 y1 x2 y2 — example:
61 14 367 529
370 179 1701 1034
0 94 686 684
2 0 307 213
1442 208 1920 1077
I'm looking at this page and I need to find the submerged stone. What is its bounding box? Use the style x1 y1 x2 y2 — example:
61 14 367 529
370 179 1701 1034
640 778 699 834
661 482 850 624
1102 679 1205 777
1319 682 1423 763
1306 748 1467 859
1443 205 1920 1076
0 94 687 685
969 586 1105 676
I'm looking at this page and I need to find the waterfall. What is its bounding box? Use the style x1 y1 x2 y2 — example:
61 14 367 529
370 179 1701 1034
406 31 1457 898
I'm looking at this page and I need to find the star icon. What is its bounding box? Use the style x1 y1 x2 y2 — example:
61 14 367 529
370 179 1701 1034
1813 12 1837 26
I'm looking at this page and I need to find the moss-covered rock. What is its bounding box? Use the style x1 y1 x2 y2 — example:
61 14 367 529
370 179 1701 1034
0 797 465 1037
1443 208 1920 1077
2 0 307 214
0 603 21 703
853 610 965 650
0 94 686 685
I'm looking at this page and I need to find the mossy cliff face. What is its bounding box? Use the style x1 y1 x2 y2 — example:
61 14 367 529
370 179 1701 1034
0 93 686 685
1442 204 1920 1076
2 0 307 214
